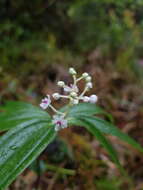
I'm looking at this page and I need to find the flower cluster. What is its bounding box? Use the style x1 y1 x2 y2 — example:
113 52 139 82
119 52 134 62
40 68 98 131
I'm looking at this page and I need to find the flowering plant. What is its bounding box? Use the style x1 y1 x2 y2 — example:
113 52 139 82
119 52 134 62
0 68 143 189
40 68 98 131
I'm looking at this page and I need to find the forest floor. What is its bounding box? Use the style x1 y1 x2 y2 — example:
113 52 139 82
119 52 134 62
2 50 143 190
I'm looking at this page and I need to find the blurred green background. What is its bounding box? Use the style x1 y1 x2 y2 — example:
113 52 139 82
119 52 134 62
1 0 143 189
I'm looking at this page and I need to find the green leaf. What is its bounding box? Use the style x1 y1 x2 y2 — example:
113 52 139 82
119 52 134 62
0 121 56 189
61 103 113 122
71 116 143 153
69 117 121 167
0 101 50 131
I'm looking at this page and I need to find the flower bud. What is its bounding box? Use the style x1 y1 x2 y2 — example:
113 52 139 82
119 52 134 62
86 76 92 82
86 82 93 89
71 99 79 104
70 92 77 97
57 81 65 87
52 93 60 100
82 72 89 78
69 67 77 75
83 96 90 102
63 86 71 92
89 94 98 103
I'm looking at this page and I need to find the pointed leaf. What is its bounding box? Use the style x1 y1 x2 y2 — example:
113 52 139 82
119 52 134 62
61 103 113 122
0 121 56 189
69 117 121 167
0 101 50 131
71 116 143 153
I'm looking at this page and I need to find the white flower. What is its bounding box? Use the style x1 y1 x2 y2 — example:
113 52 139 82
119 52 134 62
82 96 90 102
86 76 92 82
86 82 93 89
64 84 79 93
57 81 65 87
69 67 77 75
52 93 60 100
82 72 89 78
89 94 98 103
72 84 79 93
39 68 98 117
40 95 51 109
52 115 68 131
63 86 71 92
71 99 79 105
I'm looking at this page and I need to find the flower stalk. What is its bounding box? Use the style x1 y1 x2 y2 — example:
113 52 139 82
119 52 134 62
40 67 98 131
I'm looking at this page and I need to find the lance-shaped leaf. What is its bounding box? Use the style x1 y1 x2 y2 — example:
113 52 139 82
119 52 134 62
69 117 121 167
0 101 50 131
70 116 143 153
61 103 113 122
0 121 56 189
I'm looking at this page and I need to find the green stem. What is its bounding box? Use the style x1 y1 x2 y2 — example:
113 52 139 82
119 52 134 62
46 163 76 175
49 105 65 116
79 86 88 97
63 102 73 117
76 76 83 82
73 75 77 86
